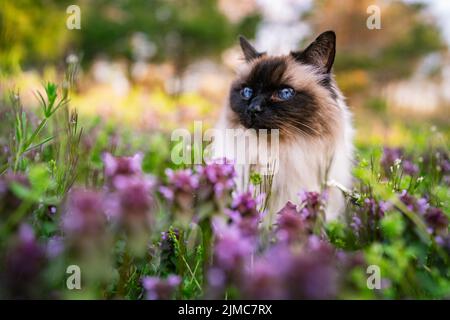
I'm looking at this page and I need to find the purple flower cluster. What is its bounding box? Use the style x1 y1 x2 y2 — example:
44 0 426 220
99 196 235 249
3 224 46 298
158 160 236 223
62 189 107 237
381 147 419 176
159 229 180 274
350 215 362 234
399 190 429 214
142 275 181 300
424 207 448 236
211 220 254 273
424 148 450 172
210 232 355 299
197 161 236 199
399 190 448 236
225 188 264 237
159 168 199 211
350 197 391 240
112 177 154 225
206 185 363 299
275 191 326 242
364 198 390 220
103 152 143 186
103 153 155 230
276 202 305 242
423 148 450 185
60 153 155 258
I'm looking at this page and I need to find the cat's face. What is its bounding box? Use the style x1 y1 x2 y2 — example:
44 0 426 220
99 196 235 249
229 31 339 138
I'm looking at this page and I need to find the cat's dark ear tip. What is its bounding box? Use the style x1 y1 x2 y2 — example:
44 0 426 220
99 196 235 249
318 30 336 41
238 35 249 45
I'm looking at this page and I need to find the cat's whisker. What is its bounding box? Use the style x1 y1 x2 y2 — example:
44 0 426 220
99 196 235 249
287 120 321 137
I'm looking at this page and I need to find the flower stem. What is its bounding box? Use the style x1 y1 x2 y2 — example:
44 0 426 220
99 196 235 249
199 218 213 288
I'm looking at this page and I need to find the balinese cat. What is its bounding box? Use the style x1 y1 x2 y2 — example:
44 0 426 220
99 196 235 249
212 31 354 221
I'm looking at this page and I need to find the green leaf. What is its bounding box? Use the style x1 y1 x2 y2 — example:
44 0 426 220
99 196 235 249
381 212 405 239
9 182 34 200
23 136 53 153
28 164 52 195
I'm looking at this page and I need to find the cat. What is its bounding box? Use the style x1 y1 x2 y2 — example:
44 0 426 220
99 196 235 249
212 31 354 222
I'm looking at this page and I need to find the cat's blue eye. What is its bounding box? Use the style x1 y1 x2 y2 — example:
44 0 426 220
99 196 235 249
278 87 295 100
240 87 253 100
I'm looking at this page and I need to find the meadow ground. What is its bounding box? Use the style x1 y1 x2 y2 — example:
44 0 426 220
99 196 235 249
0 73 448 299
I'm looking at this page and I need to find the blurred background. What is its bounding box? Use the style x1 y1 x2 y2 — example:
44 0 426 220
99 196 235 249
1 0 449 147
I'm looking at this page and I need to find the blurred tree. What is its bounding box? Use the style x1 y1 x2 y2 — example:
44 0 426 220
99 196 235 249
311 0 444 82
0 0 73 74
79 0 259 72
0 0 259 74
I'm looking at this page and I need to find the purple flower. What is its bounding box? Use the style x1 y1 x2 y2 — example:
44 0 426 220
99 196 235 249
46 236 65 258
198 161 235 199
402 160 419 176
225 188 263 237
159 186 174 201
441 159 450 175
435 235 450 255
399 190 428 214
276 201 305 242
4 224 46 298
298 190 324 221
230 190 260 218
364 198 389 219
142 275 181 300
381 147 420 176
207 267 227 292
284 238 339 299
398 191 448 235
275 193 327 241
114 176 154 223
350 215 363 234
212 219 253 272
381 147 403 173
166 168 199 190
103 152 143 178
241 238 341 299
424 207 448 236
423 148 450 175
160 168 199 211
159 229 180 274
241 258 285 299
62 189 107 236
336 250 366 269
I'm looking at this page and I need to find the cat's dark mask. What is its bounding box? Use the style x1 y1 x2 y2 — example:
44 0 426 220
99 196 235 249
229 31 339 138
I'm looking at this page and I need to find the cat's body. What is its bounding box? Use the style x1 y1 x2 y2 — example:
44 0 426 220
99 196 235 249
212 31 354 221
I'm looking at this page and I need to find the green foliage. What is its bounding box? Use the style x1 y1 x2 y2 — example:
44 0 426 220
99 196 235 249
0 0 73 73
0 0 260 74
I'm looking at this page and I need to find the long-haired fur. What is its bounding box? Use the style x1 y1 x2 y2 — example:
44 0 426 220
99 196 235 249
213 31 354 221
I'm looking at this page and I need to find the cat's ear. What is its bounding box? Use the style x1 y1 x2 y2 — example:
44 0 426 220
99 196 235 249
239 35 263 62
291 31 336 73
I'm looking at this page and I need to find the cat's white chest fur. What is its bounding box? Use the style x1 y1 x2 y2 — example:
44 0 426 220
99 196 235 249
212 97 354 221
